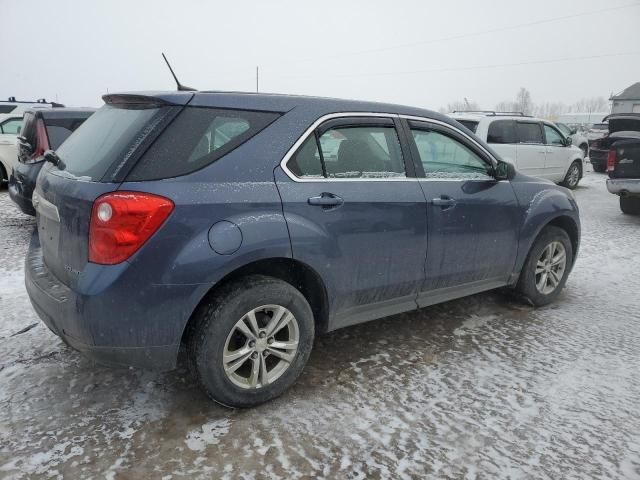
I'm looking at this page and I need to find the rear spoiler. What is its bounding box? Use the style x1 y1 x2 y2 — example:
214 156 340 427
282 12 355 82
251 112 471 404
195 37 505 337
102 92 194 107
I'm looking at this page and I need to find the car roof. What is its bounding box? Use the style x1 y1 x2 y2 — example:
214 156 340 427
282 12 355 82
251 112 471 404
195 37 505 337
104 90 456 125
450 113 541 123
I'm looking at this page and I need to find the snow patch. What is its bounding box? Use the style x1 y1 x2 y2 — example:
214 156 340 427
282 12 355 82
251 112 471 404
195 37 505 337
185 419 231 452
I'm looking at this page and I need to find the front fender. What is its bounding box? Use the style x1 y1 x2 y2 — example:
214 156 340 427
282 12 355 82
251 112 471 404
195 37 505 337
512 184 580 280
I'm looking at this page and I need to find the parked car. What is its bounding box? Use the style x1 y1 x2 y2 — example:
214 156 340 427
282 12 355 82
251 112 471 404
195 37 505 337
556 122 589 158
450 111 584 189
9 108 95 215
27 92 580 407
586 122 609 143
0 98 64 186
603 114 640 214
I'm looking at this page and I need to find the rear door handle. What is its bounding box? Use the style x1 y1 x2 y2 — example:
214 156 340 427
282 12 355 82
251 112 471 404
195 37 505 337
431 196 456 208
308 192 344 208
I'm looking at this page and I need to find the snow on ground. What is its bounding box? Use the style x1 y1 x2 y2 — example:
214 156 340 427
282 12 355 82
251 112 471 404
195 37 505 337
1 167 640 479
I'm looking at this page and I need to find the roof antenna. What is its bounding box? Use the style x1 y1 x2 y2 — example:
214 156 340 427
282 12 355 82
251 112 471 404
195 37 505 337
162 53 197 91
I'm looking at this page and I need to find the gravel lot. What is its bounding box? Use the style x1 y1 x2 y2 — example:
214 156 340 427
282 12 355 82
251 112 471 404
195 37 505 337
1 167 639 479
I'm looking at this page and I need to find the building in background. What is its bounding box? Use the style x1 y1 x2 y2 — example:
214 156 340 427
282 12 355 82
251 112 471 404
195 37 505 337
610 82 640 113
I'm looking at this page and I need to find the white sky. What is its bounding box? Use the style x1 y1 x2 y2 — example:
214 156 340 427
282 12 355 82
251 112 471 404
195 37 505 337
1 0 639 110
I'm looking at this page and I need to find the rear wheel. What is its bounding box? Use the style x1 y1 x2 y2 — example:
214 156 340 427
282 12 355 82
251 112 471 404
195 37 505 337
0 164 7 189
561 161 581 189
516 226 573 306
188 275 314 408
620 196 640 215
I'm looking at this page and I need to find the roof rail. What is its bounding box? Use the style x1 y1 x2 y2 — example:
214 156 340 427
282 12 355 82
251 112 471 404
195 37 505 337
452 110 530 117
1 97 65 107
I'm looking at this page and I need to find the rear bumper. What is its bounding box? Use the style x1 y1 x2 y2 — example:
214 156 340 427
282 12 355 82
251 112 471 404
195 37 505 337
8 174 36 216
607 178 640 196
25 231 197 370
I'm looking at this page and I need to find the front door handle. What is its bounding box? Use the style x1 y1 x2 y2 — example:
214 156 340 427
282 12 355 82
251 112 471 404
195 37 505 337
431 196 456 208
308 192 344 208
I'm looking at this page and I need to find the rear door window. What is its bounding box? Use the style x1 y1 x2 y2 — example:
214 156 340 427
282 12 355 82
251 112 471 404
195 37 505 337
516 122 543 144
487 120 517 144
128 107 279 181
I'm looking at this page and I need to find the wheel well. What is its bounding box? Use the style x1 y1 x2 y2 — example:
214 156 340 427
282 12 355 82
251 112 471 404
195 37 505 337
181 258 330 345
547 216 579 261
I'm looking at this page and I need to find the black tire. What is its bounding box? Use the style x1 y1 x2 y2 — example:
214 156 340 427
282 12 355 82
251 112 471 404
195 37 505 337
516 226 573 307
620 196 640 215
592 163 606 173
188 275 314 408
561 161 581 190
0 164 7 190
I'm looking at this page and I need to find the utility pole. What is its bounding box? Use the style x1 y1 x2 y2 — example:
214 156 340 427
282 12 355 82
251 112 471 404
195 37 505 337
256 66 259 93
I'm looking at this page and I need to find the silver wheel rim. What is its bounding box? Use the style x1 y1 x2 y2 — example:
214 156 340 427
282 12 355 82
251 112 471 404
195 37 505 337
535 241 567 295
567 165 579 187
223 305 299 389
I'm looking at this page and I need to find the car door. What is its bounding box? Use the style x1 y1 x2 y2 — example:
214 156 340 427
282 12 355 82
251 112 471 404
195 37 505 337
515 121 548 179
0 117 22 177
543 123 570 182
275 115 427 329
403 119 520 306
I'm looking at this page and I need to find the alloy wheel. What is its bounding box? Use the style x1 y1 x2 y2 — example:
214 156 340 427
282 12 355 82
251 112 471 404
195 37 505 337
567 164 580 188
535 241 567 295
223 305 299 389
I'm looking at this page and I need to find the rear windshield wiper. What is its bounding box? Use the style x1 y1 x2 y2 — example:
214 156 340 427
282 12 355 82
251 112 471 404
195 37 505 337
44 150 66 170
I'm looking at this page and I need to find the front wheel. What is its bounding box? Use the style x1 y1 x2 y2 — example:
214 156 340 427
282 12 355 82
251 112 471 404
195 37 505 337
561 161 581 190
188 275 315 408
516 226 573 306
620 196 640 215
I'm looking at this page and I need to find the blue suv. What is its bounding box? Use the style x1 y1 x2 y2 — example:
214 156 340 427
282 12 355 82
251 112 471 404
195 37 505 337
26 91 580 407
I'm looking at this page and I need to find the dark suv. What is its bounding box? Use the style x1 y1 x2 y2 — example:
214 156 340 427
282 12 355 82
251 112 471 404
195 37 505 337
9 108 95 215
26 91 580 407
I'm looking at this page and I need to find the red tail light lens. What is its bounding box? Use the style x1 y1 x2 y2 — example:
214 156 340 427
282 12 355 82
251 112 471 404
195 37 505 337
34 118 50 158
89 192 174 265
607 149 617 172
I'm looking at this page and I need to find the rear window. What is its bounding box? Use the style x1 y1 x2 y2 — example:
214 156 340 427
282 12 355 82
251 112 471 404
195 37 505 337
44 115 92 149
456 120 479 133
55 104 175 181
128 107 279 181
0 105 16 114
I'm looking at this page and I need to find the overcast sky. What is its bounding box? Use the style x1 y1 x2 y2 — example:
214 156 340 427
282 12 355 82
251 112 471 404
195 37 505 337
1 0 639 110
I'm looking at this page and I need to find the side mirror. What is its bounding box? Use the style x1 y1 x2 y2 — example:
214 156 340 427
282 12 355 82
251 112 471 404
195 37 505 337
565 136 573 147
495 161 516 180
570 128 577 135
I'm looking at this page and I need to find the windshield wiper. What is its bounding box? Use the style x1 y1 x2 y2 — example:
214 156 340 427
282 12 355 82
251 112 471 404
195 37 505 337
43 150 66 170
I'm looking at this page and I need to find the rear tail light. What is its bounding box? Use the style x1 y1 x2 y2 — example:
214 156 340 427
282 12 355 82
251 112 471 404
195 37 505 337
33 118 50 159
607 149 617 172
89 192 174 265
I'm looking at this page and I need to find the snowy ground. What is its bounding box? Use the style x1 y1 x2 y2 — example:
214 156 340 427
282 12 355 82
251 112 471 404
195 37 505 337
1 168 640 479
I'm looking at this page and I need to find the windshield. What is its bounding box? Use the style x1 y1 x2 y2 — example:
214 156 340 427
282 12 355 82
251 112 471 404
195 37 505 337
54 104 176 181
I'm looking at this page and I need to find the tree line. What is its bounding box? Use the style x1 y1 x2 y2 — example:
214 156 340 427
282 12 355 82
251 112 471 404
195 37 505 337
441 88 609 119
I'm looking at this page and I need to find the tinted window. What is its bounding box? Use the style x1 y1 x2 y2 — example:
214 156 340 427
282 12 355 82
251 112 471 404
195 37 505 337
45 125 73 149
287 136 323 178
0 105 16 114
55 104 173 181
411 129 493 179
129 107 279 181
319 126 406 179
487 120 516 144
544 125 564 146
517 122 543 144
457 120 479 133
45 115 93 149
0 118 22 134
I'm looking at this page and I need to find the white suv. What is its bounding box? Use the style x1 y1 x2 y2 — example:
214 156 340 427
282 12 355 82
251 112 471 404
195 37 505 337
0 98 62 184
450 112 585 189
